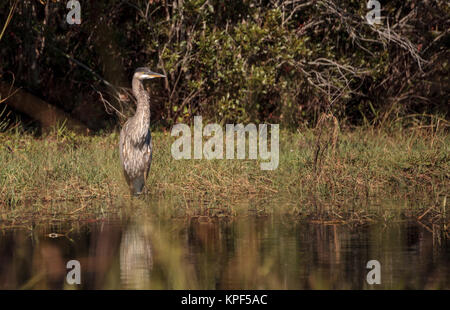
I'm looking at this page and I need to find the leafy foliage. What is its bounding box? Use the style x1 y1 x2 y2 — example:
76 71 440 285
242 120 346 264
0 0 448 129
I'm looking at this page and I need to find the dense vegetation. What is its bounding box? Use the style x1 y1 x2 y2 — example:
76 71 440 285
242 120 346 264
0 0 448 130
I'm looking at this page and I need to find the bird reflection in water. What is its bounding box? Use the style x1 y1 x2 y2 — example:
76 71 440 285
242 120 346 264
119 223 153 289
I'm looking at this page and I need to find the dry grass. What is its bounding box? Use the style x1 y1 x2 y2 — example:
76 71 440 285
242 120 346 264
0 120 448 225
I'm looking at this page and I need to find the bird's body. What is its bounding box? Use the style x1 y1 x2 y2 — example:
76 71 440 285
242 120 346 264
119 119 152 195
119 67 165 195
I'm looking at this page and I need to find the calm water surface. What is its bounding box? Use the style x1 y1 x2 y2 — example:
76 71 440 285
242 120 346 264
0 212 448 289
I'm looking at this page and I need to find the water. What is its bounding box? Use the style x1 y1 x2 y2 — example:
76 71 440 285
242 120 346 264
0 214 448 289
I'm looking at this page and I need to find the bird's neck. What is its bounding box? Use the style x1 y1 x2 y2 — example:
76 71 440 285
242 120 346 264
131 79 150 141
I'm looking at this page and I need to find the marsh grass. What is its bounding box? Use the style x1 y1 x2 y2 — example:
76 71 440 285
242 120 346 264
0 120 448 225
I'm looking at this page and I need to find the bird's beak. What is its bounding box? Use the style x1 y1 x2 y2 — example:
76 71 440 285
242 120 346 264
142 72 166 79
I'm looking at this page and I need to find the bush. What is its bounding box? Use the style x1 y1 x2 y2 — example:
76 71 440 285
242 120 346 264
0 0 448 129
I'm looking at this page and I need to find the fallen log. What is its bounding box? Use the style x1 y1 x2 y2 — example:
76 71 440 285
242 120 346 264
0 81 89 134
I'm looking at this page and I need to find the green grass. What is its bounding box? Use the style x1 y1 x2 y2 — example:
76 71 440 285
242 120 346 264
0 122 448 225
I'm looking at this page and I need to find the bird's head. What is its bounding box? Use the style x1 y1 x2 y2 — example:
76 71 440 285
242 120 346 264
133 67 166 81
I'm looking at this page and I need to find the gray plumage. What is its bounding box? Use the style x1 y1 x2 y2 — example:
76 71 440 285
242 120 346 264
119 67 165 195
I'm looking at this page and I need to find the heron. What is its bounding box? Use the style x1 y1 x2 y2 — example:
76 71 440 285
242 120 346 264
119 67 165 195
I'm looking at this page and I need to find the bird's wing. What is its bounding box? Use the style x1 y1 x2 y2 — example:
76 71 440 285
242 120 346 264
144 130 153 180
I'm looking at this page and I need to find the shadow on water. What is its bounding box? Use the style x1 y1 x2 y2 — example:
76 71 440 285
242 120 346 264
0 209 448 289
